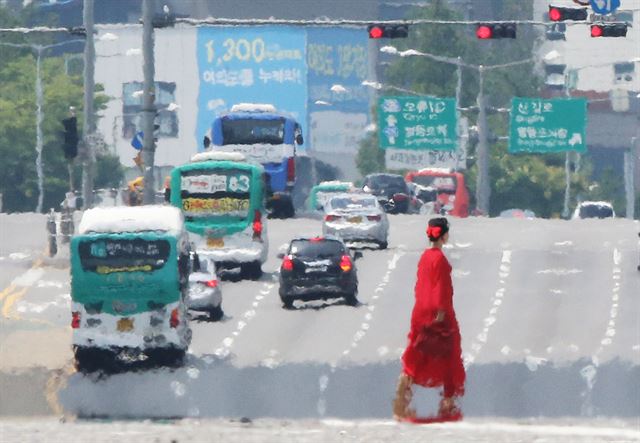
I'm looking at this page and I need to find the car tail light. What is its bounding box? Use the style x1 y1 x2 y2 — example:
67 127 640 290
393 193 407 201
282 255 294 271
71 311 80 329
205 279 218 288
170 308 180 328
310 236 323 242
286 157 295 184
325 214 340 222
340 255 352 272
253 209 262 240
367 215 381 221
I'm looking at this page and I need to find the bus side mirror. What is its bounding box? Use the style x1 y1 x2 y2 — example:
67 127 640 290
203 135 211 149
295 134 304 145
353 251 363 260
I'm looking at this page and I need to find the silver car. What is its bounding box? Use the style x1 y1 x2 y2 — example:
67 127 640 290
322 193 389 249
187 253 224 320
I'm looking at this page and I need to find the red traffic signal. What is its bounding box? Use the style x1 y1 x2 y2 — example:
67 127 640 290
548 6 587 22
368 24 409 39
476 25 493 39
369 26 384 39
476 23 516 39
590 23 628 38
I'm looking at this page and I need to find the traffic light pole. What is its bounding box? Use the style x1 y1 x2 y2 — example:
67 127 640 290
475 65 490 215
82 0 95 209
141 0 156 205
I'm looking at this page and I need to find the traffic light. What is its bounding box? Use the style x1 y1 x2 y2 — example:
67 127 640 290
61 116 78 159
590 23 628 37
548 6 587 22
476 23 516 39
368 24 409 39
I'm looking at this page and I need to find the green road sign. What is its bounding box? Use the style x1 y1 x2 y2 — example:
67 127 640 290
378 96 457 151
509 97 587 154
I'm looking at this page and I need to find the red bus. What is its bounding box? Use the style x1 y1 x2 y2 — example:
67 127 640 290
405 168 470 218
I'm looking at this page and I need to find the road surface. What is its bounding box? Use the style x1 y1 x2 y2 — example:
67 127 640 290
1 212 638 441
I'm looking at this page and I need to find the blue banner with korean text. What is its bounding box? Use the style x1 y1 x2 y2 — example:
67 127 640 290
196 26 308 151
307 28 370 153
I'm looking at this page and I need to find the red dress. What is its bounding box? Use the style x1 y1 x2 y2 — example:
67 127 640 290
401 248 465 397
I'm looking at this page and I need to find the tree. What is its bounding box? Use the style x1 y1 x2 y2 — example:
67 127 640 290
0 52 120 213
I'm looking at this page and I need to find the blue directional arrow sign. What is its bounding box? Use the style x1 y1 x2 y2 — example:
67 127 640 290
131 131 143 150
590 0 620 15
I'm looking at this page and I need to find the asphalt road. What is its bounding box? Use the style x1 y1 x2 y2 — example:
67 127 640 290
0 212 639 440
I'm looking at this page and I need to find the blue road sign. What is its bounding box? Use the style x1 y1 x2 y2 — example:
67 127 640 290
131 131 143 150
590 0 620 14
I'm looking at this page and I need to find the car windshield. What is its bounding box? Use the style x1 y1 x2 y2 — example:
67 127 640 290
579 204 613 218
329 196 377 210
289 239 344 258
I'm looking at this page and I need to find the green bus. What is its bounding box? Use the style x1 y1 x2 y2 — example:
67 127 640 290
308 181 355 212
70 206 192 371
170 152 268 280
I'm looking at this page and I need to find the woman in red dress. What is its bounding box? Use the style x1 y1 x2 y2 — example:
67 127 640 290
393 217 465 420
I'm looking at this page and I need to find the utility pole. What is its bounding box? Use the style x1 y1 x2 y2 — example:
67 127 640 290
475 65 490 214
82 0 95 209
35 47 44 213
142 0 157 205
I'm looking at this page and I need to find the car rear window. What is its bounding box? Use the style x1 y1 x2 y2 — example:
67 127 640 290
579 205 613 218
289 239 344 258
329 196 377 210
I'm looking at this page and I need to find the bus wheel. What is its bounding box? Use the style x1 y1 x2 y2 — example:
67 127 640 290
241 261 263 280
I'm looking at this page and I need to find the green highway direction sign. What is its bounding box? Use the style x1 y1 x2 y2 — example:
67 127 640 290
378 96 457 151
509 97 587 154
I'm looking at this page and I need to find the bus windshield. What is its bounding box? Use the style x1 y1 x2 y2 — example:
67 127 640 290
179 168 252 220
412 175 456 190
221 117 285 145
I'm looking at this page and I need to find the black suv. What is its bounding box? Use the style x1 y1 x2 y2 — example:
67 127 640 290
362 173 411 214
278 237 360 309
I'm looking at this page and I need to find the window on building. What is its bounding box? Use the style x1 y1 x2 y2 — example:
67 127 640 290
544 64 566 89
613 62 635 84
122 81 178 139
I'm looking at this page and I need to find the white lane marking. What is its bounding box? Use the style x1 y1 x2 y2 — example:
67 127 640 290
536 268 583 275
213 278 275 359
316 249 406 418
35 280 65 289
16 292 70 314
581 248 624 416
465 250 511 368
11 268 45 287
260 349 280 369
9 252 31 260
554 241 573 247
454 242 472 248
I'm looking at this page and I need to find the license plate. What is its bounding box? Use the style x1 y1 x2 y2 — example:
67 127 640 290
207 237 224 248
117 317 134 332
348 216 362 223
305 266 328 273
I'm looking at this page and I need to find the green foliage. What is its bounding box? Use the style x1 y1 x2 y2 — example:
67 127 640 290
0 52 116 213
356 131 385 177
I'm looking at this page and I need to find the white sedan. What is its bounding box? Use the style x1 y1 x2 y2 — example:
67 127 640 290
322 193 389 249
187 254 223 321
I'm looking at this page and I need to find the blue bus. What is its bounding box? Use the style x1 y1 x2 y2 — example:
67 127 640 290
206 103 303 218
